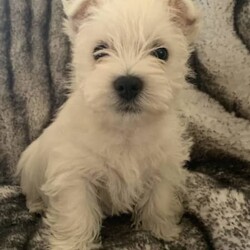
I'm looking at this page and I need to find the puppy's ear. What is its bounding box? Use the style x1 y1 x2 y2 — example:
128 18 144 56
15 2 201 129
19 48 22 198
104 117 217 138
62 0 98 40
167 0 200 42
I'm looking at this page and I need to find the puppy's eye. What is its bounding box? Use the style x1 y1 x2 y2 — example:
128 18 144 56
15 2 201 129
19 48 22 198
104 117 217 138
152 48 169 61
93 43 109 60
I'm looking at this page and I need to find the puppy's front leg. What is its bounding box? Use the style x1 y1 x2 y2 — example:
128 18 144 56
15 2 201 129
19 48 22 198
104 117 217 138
43 178 102 250
135 176 185 241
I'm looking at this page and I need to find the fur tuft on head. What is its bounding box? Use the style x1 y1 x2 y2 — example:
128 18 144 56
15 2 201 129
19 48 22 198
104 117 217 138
63 0 200 43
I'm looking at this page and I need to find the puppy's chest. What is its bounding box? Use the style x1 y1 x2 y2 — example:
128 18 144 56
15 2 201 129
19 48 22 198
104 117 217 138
98 146 163 216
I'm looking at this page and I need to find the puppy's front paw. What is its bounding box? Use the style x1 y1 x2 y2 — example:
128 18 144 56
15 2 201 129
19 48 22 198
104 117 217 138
134 178 185 241
43 179 102 250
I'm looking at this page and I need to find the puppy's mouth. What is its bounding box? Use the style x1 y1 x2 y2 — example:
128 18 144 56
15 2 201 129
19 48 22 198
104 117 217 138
116 102 141 114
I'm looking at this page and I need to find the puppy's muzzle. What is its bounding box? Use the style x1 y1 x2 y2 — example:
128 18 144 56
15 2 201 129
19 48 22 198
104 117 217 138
113 75 143 102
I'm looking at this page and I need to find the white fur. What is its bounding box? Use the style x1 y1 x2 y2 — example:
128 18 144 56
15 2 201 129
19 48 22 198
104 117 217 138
16 0 199 249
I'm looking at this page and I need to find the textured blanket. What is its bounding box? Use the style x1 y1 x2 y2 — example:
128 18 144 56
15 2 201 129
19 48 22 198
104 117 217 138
0 0 249 249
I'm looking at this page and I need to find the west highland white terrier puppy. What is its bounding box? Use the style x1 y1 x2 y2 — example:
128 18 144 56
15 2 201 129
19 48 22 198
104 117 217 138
16 0 199 249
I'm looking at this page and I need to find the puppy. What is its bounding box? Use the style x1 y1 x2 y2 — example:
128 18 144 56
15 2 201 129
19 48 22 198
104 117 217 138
16 0 199 249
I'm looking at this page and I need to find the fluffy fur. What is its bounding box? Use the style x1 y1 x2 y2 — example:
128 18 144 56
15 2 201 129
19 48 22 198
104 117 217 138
16 0 199 249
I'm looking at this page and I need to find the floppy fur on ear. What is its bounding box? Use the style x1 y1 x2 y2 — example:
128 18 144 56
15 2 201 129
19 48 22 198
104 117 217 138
167 0 200 42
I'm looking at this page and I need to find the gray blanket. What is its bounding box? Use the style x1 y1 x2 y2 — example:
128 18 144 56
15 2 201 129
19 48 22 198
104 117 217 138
0 0 249 249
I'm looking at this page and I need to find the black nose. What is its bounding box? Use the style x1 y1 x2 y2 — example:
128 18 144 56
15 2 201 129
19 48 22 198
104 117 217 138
113 75 143 101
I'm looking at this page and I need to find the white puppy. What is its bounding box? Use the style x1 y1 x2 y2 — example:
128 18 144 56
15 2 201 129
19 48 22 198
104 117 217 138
16 0 199 249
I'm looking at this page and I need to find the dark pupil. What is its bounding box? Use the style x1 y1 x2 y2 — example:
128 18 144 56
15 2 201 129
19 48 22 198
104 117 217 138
154 48 168 61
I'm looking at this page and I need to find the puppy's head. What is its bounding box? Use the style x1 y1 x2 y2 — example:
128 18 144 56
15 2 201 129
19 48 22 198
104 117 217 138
63 0 199 120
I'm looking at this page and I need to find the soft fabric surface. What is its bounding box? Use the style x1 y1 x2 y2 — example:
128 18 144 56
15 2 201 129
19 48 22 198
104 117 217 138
0 0 249 249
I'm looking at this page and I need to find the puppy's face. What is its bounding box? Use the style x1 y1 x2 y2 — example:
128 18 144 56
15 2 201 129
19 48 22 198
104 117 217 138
64 0 199 120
